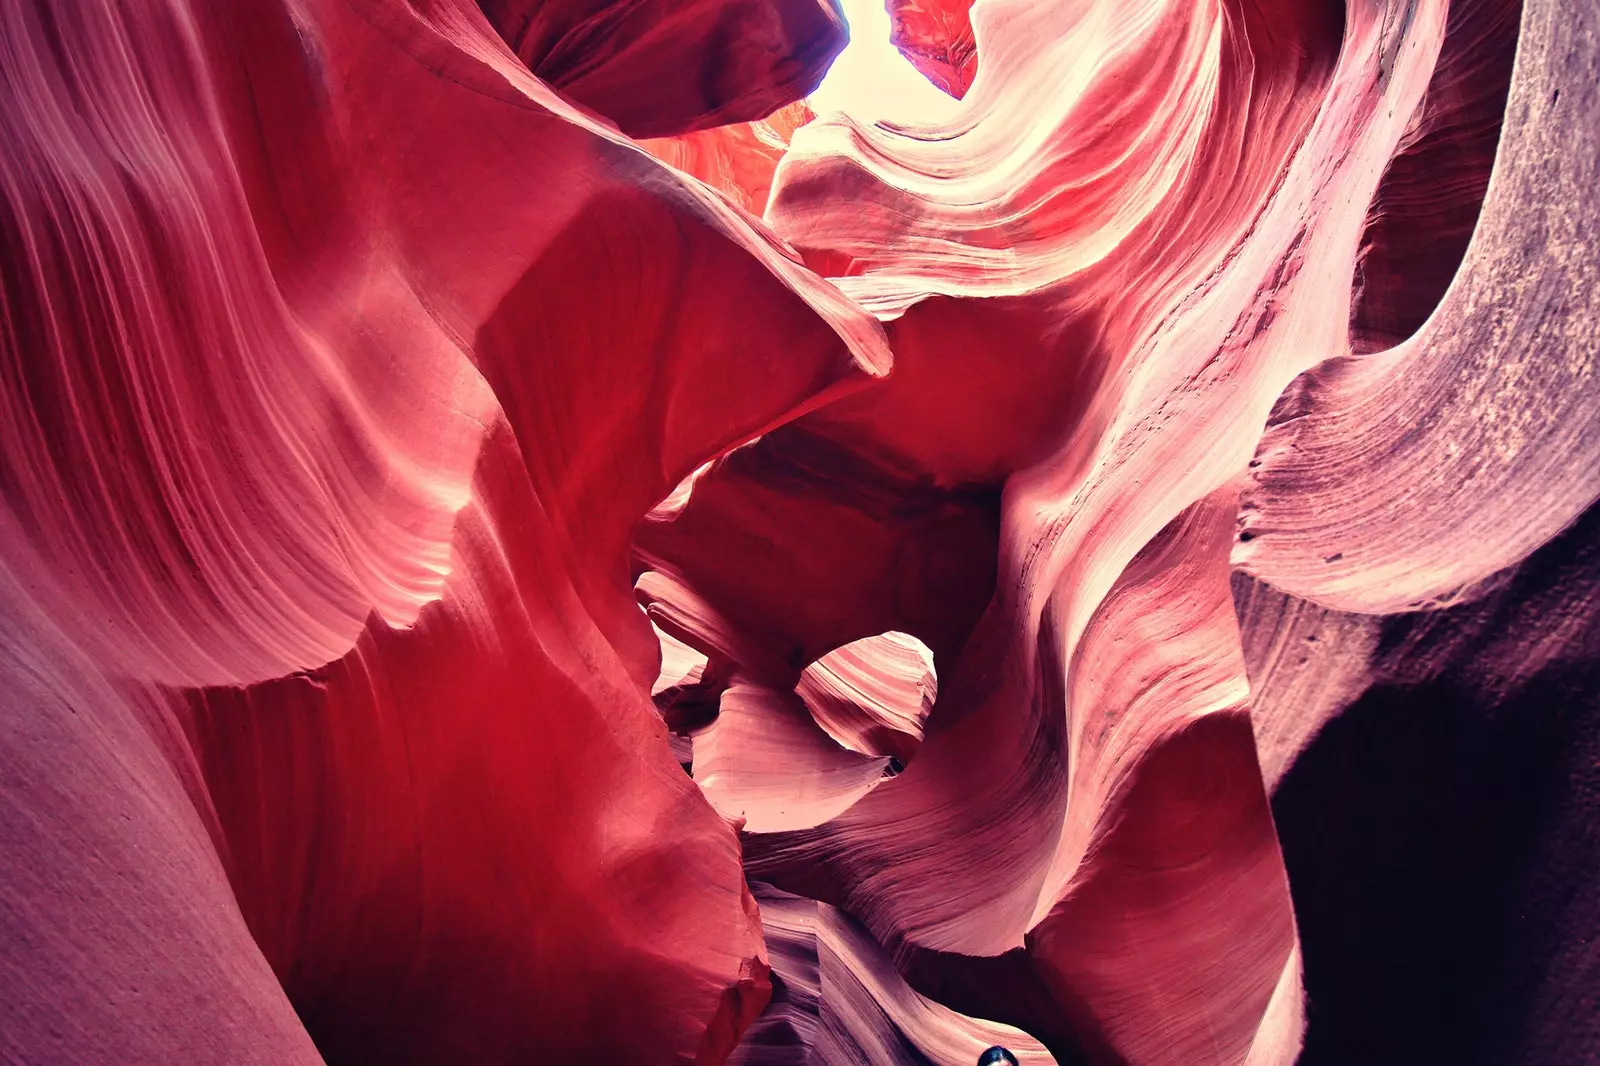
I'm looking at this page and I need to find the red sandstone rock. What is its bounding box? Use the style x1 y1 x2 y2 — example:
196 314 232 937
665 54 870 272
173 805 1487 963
887 0 979 98
2 0 1596 1062
642 102 816 215
480 0 846 137
0 0 880 1061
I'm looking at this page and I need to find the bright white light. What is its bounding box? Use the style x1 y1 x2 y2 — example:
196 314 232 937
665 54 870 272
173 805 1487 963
808 0 962 125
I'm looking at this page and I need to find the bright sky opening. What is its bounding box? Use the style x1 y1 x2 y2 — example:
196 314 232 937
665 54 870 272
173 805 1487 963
807 0 963 125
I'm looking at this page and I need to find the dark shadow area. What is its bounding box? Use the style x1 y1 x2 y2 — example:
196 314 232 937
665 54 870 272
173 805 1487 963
1349 0 1524 352
1274 500 1600 1064
899 945 1093 1065
1277 670 1600 1063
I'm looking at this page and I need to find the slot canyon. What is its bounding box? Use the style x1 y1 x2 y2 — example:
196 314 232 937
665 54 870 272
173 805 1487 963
1 0 1596 1062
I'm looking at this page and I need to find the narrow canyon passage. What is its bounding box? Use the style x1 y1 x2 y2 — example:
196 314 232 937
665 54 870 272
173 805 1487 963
1 0 1595 1063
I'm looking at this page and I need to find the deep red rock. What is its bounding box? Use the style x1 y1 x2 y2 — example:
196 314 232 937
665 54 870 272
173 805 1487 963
0 0 880 1061
2 0 1597 1062
887 0 978 98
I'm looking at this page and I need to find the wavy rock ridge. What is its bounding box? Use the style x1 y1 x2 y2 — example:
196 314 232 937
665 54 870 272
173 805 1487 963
1 0 1595 1063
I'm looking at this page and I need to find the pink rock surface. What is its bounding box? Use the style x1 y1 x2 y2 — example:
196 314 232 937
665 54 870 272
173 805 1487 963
642 102 817 215
731 884 1058 1064
3 0 1597 1062
797 631 936 763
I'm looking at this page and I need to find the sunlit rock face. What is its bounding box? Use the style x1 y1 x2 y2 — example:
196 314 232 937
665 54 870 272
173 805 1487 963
0 0 1595 1063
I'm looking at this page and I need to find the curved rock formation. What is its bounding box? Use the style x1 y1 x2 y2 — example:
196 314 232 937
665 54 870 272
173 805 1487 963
2 0 1596 1062
1 0 880 1061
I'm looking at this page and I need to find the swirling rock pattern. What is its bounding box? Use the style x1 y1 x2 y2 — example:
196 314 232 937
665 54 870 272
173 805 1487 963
1 0 1595 1063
